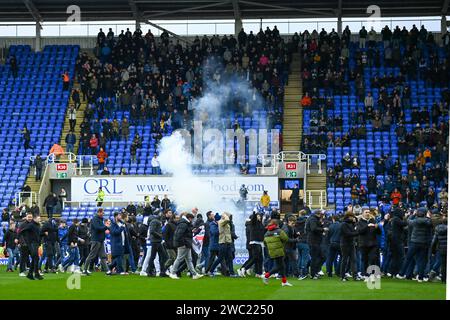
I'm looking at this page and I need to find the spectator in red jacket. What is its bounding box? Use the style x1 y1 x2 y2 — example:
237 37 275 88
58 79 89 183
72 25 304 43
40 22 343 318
391 188 402 205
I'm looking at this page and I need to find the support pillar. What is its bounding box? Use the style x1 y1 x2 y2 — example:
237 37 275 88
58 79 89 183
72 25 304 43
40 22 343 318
442 15 448 35
337 15 342 35
235 17 242 36
35 22 41 52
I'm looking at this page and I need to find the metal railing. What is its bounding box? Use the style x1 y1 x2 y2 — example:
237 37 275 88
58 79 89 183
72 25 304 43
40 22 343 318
62 200 130 210
47 152 77 164
306 190 327 210
14 191 38 207
77 155 95 176
257 154 279 175
278 151 326 174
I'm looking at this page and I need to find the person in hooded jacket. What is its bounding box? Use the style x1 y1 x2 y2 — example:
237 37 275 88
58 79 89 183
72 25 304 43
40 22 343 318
431 217 447 283
396 207 433 282
263 219 292 287
107 212 126 275
146 213 168 277
238 211 265 277
357 207 381 277
340 211 362 281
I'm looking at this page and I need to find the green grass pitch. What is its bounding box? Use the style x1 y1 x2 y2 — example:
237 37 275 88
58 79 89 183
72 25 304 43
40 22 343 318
0 266 445 300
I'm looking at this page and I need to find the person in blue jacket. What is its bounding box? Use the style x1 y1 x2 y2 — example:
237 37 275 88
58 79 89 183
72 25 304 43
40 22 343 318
107 212 127 275
205 213 224 274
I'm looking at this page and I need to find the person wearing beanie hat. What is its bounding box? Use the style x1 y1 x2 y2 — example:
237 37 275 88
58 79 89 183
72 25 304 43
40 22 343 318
208 213 236 277
205 212 226 276
263 219 292 287
396 207 432 282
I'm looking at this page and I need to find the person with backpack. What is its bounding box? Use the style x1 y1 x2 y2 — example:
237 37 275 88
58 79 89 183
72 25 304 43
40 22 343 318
262 219 292 287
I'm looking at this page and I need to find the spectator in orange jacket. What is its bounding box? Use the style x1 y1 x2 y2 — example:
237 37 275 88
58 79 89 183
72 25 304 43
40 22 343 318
391 188 402 205
97 147 108 170
423 148 431 163
49 143 64 162
301 92 312 107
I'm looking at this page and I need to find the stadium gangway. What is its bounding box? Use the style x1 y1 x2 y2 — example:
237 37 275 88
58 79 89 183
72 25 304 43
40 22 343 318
29 154 50 176
306 190 327 210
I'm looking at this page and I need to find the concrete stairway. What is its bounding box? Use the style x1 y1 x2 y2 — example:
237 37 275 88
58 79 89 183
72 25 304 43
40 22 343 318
306 172 328 209
59 81 86 156
282 52 303 152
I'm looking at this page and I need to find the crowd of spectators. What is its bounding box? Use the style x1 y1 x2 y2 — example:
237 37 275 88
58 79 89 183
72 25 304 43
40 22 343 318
299 24 449 212
72 26 295 172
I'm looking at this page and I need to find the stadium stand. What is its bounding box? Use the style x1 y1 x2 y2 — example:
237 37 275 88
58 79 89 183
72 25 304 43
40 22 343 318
300 25 449 214
74 28 289 175
0 45 79 209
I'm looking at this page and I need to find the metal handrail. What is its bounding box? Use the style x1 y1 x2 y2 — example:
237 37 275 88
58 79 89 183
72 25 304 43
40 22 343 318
47 152 77 164
306 190 327 210
77 154 95 176
14 191 38 207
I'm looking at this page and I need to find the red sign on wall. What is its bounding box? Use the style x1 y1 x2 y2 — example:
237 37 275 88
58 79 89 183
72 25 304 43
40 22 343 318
285 163 297 170
56 164 68 171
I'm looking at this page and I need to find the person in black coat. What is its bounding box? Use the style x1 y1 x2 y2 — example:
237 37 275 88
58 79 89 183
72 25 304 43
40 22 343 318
290 184 300 214
34 155 44 181
77 218 90 269
239 211 265 277
18 213 42 280
61 218 84 272
326 214 342 277
40 218 59 273
146 214 168 276
170 213 202 279
388 207 408 276
396 207 433 281
305 210 328 279
357 207 381 277
431 217 447 283
282 216 300 277
43 193 58 219
163 210 177 271
340 211 361 281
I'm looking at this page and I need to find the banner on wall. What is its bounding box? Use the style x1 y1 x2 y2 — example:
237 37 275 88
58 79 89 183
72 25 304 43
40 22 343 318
70 176 279 203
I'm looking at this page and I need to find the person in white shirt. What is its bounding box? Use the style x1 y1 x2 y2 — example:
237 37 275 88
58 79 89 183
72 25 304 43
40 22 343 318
151 154 160 175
